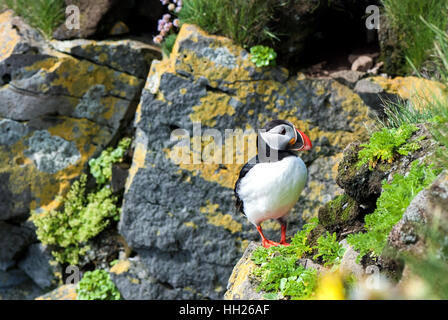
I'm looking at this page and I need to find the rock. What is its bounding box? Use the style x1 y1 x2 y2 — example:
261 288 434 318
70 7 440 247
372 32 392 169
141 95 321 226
339 239 364 279
336 142 386 209
318 194 363 234
18 243 60 290
354 78 398 113
111 163 129 194
50 39 161 79
53 0 163 40
0 277 45 300
224 242 264 300
0 222 35 271
35 284 77 300
351 56 373 72
118 23 373 299
0 10 156 290
369 76 447 110
330 70 365 89
0 10 145 220
0 268 29 288
53 0 129 40
110 258 201 299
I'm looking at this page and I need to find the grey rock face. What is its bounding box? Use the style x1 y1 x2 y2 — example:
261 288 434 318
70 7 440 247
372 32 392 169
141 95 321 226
0 222 35 271
117 24 372 299
18 243 60 290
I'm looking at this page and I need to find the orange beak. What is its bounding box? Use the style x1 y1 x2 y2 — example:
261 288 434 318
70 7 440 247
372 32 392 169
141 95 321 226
296 129 312 151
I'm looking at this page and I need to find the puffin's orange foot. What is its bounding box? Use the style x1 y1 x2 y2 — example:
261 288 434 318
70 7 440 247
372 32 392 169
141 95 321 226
279 241 290 246
261 239 281 248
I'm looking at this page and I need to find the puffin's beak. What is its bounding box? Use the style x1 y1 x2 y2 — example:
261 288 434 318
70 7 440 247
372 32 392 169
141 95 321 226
297 129 312 151
288 128 312 151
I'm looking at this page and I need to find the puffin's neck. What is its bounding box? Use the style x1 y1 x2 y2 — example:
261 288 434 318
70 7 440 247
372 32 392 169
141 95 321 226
256 135 296 163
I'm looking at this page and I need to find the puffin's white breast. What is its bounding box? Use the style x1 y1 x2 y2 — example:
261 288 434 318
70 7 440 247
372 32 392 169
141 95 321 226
237 156 308 226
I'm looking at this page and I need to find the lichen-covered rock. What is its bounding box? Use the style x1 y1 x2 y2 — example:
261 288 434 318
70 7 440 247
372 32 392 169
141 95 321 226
354 76 447 113
118 23 373 299
50 39 161 79
224 242 263 300
0 10 144 220
35 284 77 300
0 9 154 291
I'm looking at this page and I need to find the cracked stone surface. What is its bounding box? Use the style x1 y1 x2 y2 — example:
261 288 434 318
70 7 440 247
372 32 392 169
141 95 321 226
0 10 157 292
117 24 373 299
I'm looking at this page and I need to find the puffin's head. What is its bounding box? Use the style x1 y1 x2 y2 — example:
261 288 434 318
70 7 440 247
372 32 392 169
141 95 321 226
259 119 312 152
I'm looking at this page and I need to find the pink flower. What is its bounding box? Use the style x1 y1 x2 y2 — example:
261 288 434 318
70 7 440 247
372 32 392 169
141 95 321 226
153 35 163 44
163 14 171 22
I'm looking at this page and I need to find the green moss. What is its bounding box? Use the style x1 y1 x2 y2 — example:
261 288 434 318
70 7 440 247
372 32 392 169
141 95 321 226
313 232 346 267
357 123 420 170
89 137 131 185
76 270 121 300
318 194 358 231
347 161 439 262
31 174 120 265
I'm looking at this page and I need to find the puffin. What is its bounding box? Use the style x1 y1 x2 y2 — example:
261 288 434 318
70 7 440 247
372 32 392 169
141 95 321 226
234 120 312 248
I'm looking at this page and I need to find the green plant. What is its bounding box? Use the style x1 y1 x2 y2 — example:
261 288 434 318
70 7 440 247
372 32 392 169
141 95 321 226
251 218 319 299
89 137 131 185
357 123 420 170
76 270 121 300
375 99 438 130
31 174 120 265
162 33 178 57
381 0 448 74
177 0 279 47
1 0 65 37
347 161 439 262
250 45 277 68
313 232 345 267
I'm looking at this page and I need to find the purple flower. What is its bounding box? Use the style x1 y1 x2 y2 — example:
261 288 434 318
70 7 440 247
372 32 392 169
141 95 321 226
163 14 171 22
175 6 182 13
153 35 163 44
160 0 169 5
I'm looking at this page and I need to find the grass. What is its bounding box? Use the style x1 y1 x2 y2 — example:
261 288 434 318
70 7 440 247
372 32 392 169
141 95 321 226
177 0 279 48
381 0 448 74
0 0 65 38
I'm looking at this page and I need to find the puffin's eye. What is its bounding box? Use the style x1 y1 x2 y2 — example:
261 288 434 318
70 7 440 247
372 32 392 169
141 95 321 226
280 127 286 135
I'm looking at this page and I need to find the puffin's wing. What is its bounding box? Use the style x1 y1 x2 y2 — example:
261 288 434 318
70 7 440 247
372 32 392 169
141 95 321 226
234 156 259 215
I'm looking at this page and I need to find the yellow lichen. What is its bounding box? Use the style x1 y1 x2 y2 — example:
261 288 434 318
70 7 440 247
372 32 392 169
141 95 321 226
110 260 131 275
